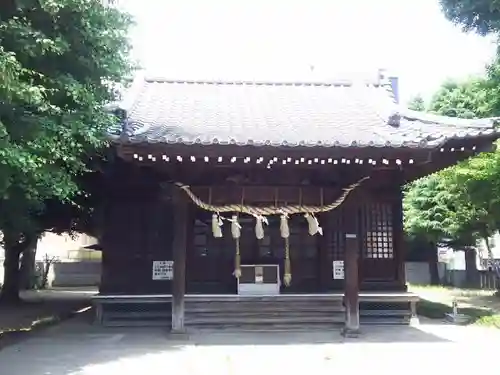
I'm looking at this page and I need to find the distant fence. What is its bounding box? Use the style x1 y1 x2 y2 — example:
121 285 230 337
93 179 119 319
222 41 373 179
0 258 101 288
48 260 101 287
66 249 102 261
479 271 498 290
41 249 102 287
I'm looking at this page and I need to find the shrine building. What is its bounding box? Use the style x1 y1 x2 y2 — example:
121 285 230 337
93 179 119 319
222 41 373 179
93 71 500 334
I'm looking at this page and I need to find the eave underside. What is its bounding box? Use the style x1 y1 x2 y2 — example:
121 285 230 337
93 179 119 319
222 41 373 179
114 135 496 184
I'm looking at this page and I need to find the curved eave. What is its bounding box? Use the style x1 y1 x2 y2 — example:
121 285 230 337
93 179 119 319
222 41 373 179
108 129 500 150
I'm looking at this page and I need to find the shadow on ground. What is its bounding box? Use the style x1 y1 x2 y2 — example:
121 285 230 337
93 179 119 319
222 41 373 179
0 288 96 351
0 309 458 375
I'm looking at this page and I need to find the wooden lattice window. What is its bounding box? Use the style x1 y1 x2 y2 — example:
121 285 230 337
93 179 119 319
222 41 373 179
362 203 394 259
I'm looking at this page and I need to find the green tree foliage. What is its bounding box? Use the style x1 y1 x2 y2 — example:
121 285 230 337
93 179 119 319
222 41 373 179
0 0 133 302
440 0 500 35
452 151 500 238
404 172 467 245
428 78 494 118
407 95 426 111
404 163 498 247
403 74 500 248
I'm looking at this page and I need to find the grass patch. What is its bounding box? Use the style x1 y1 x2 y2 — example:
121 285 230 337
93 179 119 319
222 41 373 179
476 315 500 328
410 283 500 327
0 305 91 350
409 284 493 297
417 299 500 327
0 314 61 350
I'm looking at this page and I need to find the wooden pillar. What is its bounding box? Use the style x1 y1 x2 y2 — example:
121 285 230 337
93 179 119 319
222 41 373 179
318 212 332 292
394 182 407 290
171 187 188 333
342 199 360 337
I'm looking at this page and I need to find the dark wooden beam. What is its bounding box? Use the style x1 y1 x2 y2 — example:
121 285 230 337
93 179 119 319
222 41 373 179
171 187 188 333
393 175 407 290
318 212 332 291
342 195 361 337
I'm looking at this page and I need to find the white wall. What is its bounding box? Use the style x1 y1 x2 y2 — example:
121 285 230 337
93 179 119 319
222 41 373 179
48 261 101 287
405 262 431 285
0 232 100 287
35 232 98 260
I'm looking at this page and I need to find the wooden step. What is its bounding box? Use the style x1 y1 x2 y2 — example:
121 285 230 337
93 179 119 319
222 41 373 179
185 296 345 328
103 319 168 327
186 310 343 319
185 314 344 325
184 295 344 303
360 310 411 317
186 303 343 313
360 317 410 325
104 311 170 319
186 298 343 303
193 323 343 335
360 309 411 325
191 323 343 332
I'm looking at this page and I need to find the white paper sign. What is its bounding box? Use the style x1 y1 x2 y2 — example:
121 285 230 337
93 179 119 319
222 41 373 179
152 260 173 280
255 266 264 284
333 260 344 279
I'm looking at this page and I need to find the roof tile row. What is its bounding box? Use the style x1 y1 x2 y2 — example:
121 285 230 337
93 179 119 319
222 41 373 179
111 77 499 150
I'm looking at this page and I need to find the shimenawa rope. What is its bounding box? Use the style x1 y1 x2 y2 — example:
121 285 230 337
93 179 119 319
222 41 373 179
174 176 369 216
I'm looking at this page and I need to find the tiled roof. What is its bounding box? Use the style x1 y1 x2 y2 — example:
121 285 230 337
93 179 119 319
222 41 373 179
110 77 499 149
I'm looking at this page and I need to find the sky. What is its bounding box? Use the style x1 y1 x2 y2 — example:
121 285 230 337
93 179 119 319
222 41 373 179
121 0 498 103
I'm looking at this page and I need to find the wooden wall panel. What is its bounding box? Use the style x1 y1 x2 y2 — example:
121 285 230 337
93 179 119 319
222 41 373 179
100 170 175 295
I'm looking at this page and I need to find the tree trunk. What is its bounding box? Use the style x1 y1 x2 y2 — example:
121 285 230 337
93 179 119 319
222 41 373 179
0 232 33 304
464 248 478 288
1 243 22 304
429 243 440 285
20 237 38 290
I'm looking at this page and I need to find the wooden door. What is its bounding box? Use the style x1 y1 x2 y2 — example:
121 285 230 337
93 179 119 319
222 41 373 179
187 214 235 294
187 212 323 294
286 218 321 293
